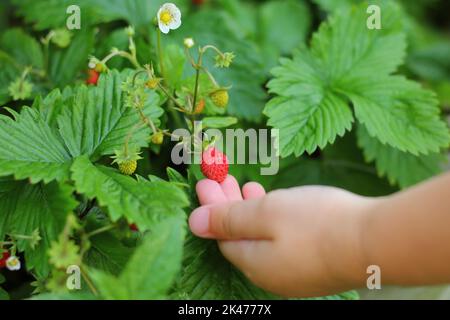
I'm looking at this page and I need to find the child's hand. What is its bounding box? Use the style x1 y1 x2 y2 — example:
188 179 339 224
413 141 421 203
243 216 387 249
189 175 373 298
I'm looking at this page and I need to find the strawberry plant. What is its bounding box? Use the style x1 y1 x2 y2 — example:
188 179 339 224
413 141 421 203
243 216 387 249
0 0 449 300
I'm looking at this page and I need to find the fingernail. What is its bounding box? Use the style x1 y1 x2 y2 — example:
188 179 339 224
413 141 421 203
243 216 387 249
189 207 210 235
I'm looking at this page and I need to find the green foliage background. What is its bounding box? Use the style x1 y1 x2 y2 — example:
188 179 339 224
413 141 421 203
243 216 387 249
0 0 449 300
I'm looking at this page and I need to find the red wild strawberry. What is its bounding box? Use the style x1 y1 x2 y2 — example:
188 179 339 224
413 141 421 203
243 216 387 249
201 147 229 183
129 224 139 232
0 251 10 268
86 69 99 85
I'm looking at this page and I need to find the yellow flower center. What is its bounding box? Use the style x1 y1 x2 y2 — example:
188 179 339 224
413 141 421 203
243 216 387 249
160 11 172 25
7 258 19 267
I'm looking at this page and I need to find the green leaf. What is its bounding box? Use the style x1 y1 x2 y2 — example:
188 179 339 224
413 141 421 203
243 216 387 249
265 76 354 156
12 0 88 30
30 292 96 300
265 2 449 157
305 290 360 300
57 70 162 159
257 0 311 69
0 29 44 103
0 272 7 300
91 217 186 299
84 0 188 28
71 156 189 230
312 0 355 12
0 287 8 300
0 51 19 105
0 180 77 277
163 44 186 89
0 28 43 69
84 232 134 276
342 76 450 155
166 167 187 184
171 234 276 300
36 87 73 128
12 0 185 30
202 116 238 128
0 107 72 183
0 71 162 184
48 30 95 87
357 126 445 188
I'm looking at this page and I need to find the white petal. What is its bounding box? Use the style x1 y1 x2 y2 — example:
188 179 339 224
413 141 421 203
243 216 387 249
165 3 178 13
172 8 181 20
157 6 164 20
158 22 170 34
170 18 181 30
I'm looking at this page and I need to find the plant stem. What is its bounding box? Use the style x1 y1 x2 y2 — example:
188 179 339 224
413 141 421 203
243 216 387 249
86 224 117 238
80 266 98 296
119 51 142 69
162 131 182 140
138 109 157 134
201 45 224 57
200 66 219 87
101 50 142 69
192 51 204 114
190 51 206 130
8 233 33 240
184 47 197 68
157 83 185 109
157 29 165 78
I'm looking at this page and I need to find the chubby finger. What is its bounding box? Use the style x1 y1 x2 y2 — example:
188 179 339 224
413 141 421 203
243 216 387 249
220 175 243 201
242 182 266 200
189 199 273 240
196 179 228 205
218 240 273 281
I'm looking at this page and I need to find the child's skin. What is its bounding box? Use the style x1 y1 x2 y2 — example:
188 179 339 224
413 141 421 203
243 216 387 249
189 172 450 298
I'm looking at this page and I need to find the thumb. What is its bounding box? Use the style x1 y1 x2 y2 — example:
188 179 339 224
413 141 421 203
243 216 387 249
189 198 274 240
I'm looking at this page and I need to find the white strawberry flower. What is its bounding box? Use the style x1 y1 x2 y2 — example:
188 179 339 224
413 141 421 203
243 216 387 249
157 3 182 34
184 37 195 48
6 256 21 271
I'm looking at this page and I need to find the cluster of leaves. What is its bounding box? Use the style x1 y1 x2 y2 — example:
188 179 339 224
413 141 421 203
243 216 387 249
0 0 449 300
265 1 449 189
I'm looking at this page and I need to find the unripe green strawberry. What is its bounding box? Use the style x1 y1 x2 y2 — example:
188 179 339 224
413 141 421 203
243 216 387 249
119 160 137 175
151 131 164 145
146 78 161 89
210 89 229 108
111 146 142 175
